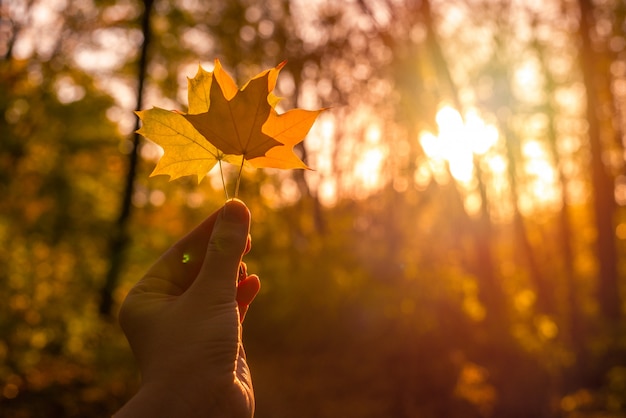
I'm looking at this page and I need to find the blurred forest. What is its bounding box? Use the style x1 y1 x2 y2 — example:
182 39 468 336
1 0 626 416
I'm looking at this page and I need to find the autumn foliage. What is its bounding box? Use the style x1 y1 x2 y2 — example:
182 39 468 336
137 59 322 192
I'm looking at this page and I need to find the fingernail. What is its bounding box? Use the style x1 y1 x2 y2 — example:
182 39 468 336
223 198 250 223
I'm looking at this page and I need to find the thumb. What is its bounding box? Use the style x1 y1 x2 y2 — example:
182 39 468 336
190 199 251 305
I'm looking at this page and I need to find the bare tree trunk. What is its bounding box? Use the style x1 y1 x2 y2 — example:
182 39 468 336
577 0 621 321
531 21 587 387
422 0 508 323
99 0 154 316
482 21 555 317
503 123 556 314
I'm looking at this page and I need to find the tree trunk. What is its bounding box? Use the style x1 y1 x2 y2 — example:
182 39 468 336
99 0 154 316
505 124 556 314
577 0 621 321
532 25 587 387
422 0 508 323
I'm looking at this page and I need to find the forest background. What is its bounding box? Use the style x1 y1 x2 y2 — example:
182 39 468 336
1 0 626 417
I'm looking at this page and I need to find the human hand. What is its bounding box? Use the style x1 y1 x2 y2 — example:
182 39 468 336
115 199 260 418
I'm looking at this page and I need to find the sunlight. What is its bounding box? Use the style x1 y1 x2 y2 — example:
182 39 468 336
306 109 391 205
441 108 485 183
420 107 563 217
304 113 338 205
353 125 385 190
513 60 545 105
420 106 500 184
354 148 385 190
519 140 561 214
318 180 337 206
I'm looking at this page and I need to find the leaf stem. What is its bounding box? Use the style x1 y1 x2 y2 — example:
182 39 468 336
234 156 245 198
218 159 229 200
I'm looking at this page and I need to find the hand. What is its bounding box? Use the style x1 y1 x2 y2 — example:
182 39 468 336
115 199 260 418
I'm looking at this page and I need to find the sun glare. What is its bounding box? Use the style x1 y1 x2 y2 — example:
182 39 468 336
420 106 499 184
519 140 561 214
354 148 385 190
419 106 563 217
356 125 385 181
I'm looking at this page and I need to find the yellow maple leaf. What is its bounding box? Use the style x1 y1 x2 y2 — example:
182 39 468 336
136 59 324 190
135 108 230 183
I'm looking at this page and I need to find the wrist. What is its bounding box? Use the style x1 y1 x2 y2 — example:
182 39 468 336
115 378 253 418
115 381 206 418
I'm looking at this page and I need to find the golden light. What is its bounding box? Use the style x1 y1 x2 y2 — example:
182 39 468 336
420 107 564 217
420 106 500 184
354 148 385 190
519 139 561 214
352 125 386 191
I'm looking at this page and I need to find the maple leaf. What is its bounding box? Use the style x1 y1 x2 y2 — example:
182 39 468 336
183 59 323 170
136 59 324 192
248 107 323 169
183 62 282 160
135 108 230 183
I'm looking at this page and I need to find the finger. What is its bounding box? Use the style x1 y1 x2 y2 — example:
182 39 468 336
244 234 252 255
236 275 260 306
189 199 251 305
238 262 248 283
237 275 260 322
140 206 222 295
